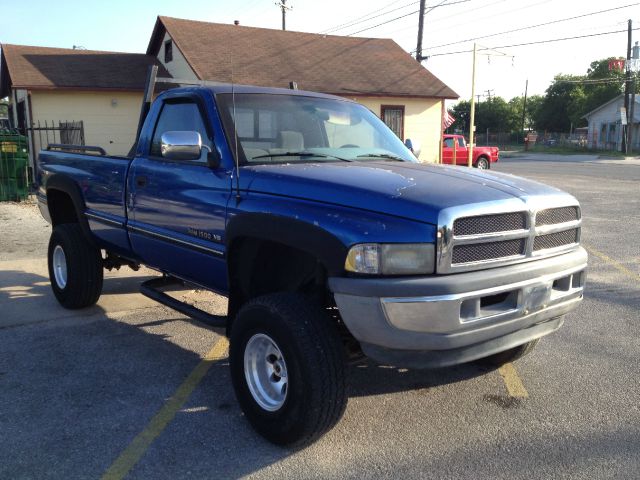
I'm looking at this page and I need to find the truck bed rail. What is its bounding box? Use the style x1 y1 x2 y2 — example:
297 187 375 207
46 144 107 156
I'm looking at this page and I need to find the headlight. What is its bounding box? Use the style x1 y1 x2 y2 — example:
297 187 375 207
344 243 435 275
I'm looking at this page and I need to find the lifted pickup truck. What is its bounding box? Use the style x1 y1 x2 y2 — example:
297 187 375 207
37 82 586 446
443 134 499 169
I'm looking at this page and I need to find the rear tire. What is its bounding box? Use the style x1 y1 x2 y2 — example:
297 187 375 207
476 339 539 367
47 223 103 309
229 293 347 447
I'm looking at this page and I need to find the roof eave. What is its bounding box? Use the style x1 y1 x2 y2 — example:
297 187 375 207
332 92 458 100
146 16 166 56
12 84 145 93
582 94 624 119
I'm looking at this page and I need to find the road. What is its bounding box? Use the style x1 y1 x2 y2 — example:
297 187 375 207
0 154 638 479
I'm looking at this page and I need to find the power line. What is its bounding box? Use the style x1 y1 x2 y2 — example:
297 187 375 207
429 2 640 50
345 0 469 36
555 77 634 85
319 0 418 34
420 0 549 37
428 28 640 57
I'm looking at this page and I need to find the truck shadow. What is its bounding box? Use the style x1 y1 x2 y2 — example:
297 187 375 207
0 266 498 479
347 360 488 397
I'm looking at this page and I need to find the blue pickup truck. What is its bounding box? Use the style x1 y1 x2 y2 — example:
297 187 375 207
37 84 587 446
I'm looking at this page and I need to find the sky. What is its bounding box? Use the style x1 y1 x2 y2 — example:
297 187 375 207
1 0 638 105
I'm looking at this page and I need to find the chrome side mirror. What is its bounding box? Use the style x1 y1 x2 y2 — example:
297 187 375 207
404 138 421 158
161 131 203 160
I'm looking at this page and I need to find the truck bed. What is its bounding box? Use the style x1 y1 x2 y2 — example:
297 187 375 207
37 149 132 254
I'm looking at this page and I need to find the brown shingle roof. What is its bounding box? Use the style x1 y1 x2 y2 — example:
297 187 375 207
147 16 457 99
0 44 170 97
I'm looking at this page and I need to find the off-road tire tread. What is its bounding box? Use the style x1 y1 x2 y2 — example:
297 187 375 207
48 223 103 309
230 293 346 447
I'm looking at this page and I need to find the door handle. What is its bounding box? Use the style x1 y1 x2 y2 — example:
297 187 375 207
136 176 148 188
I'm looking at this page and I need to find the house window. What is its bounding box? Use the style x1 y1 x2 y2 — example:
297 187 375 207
164 40 173 63
381 105 404 140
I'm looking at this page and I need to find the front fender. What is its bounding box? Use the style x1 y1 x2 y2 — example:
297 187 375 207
226 194 437 276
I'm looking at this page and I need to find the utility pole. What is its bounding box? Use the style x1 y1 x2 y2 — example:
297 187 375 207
630 41 639 153
623 19 632 153
521 79 528 143
485 89 494 101
416 0 427 62
468 43 477 168
276 0 292 31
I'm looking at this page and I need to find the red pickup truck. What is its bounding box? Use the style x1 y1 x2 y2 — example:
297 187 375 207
442 134 499 169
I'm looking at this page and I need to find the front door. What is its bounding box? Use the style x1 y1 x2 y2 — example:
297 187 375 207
128 98 232 293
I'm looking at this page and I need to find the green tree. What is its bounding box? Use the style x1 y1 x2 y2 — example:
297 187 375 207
524 95 544 130
447 100 470 134
534 57 631 132
475 97 518 133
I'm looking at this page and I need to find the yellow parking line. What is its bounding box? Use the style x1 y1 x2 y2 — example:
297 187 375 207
498 363 529 399
102 337 230 480
583 244 640 282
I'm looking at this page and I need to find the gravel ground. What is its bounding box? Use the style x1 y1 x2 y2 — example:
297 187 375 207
0 200 51 261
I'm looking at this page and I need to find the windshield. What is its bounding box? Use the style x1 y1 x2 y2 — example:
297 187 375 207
216 93 417 165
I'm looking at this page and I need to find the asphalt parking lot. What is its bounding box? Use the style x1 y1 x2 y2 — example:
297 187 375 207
1 154 638 479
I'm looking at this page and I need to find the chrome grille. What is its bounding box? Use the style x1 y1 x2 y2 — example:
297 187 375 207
536 207 579 226
453 212 527 236
437 200 582 273
452 239 525 264
534 229 579 251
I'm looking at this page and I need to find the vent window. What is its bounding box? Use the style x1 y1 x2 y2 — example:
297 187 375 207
164 39 173 63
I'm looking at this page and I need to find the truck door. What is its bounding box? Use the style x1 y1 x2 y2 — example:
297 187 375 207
128 97 231 293
442 136 455 164
455 137 469 165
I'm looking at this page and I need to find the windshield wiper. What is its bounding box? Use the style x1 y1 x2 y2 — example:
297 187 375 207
356 153 405 161
251 151 352 162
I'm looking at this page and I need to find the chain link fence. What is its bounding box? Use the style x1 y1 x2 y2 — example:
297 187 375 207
472 130 639 152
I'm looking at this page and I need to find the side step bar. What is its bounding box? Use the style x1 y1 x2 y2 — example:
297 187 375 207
140 276 227 328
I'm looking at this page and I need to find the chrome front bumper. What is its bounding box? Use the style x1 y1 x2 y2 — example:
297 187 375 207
329 247 587 368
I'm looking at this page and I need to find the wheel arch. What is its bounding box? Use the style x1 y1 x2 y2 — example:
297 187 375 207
225 213 348 324
45 174 95 245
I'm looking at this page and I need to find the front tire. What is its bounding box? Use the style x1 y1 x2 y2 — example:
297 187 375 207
475 156 490 169
47 223 103 309
229 293 347 446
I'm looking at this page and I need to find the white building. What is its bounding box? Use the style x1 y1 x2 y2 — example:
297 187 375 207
583 94 640 151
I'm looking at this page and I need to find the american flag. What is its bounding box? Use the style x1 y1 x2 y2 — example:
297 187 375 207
443 110 455 129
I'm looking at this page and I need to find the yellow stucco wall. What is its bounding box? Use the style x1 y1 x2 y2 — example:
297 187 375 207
349 96 443 163
29 90 143 156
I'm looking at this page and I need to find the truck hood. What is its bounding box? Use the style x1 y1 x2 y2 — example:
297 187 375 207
240 161 570 224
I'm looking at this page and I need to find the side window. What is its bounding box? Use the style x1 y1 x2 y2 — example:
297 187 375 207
443 138 454 148
150 102 211 158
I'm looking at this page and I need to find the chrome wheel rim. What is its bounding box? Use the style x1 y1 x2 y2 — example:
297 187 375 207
478 159 488 169
244 333 288 411
52 245 68 289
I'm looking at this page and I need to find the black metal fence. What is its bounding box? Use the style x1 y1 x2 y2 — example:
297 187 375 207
26 120 85 154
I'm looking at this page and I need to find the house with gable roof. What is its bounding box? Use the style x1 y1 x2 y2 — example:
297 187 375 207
0 16 457 170
147 16 457 162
